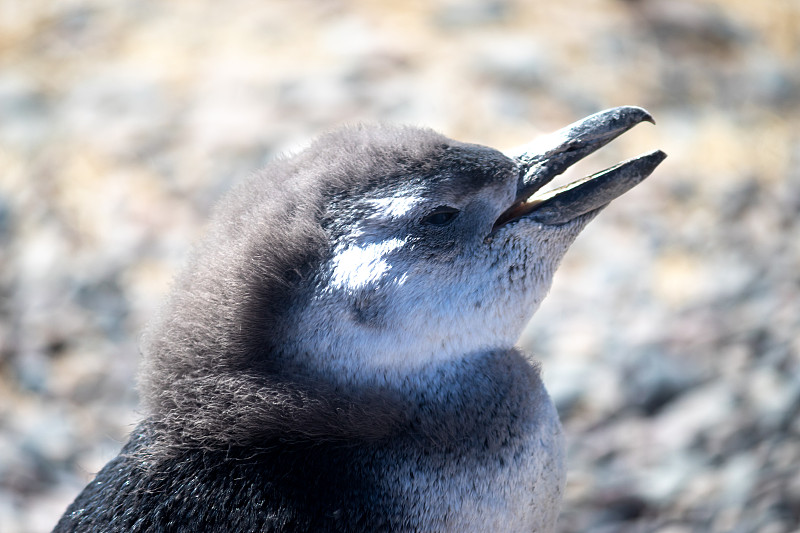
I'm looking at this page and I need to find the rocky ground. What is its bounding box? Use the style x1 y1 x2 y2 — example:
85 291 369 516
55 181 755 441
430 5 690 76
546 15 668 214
1 0 798 531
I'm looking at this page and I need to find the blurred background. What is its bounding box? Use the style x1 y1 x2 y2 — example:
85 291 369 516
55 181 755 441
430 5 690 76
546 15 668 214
0 0 798 531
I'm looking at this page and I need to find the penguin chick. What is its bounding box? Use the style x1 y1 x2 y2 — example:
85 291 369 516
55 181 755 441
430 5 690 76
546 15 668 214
54 107 665 533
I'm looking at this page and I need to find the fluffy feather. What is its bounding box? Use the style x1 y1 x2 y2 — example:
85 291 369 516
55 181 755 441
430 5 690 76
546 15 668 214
56 124 579 532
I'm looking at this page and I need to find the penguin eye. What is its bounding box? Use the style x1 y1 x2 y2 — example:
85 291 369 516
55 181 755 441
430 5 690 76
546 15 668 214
420 206 460 226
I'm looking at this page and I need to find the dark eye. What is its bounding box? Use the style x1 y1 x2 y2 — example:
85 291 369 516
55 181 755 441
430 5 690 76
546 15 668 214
420 206 460 226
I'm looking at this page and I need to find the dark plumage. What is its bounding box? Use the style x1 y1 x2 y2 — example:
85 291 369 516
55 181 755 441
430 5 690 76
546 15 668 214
54 110 664 532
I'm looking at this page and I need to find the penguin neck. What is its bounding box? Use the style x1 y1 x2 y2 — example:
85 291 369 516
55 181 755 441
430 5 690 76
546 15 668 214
279 295 533 391
143 320 542 452
280 346 545 445
275 315 537 411
279 325 521 393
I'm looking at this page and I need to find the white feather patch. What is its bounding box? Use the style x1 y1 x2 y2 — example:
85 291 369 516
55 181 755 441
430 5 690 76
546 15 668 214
366 195 422 218
329 237 407 290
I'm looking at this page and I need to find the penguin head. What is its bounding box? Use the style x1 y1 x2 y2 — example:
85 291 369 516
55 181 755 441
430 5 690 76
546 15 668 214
275 108 666 384
141 107 665 414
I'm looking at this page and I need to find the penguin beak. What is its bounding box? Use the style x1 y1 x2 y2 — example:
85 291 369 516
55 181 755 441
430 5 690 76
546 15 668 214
494 106 667 229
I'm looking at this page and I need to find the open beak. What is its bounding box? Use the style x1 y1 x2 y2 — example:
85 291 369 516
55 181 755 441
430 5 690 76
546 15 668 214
494 106 667 229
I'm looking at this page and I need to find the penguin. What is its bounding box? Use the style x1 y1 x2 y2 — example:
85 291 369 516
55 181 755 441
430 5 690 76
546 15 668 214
54 106 665 532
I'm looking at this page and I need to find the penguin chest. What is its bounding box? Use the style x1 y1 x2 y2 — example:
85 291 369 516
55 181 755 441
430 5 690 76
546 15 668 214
383 396 566 532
